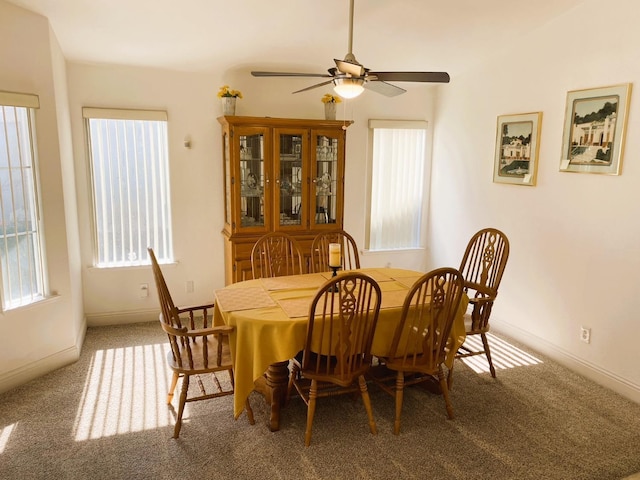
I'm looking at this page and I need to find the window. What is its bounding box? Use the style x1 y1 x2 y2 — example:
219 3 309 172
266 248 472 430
83 108 172 267
0 91 46 310
367 120 429 251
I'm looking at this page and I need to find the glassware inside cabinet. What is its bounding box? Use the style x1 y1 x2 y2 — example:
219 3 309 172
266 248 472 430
278 133 303 227
315 135 338 225
239 133 265 228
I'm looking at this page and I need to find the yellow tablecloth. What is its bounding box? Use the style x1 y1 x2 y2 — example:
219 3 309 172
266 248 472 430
214 268 468 419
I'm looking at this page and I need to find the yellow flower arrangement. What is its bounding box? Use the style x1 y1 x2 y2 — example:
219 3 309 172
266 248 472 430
321 94 342 104
217 85 243 99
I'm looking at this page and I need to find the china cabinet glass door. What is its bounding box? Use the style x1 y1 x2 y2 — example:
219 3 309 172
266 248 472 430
311 130 343 229
236 127 269 232
274 129 308 232
223 131 232 228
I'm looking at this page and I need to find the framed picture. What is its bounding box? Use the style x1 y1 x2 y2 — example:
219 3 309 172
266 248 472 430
560 83 632 175
493 112 542 186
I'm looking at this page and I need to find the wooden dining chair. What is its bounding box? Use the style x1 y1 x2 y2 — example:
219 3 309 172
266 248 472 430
148 248 254 438
287 272 382 446
309 229 360 273
448 227 510 388
371 267 464 435
250 232 305 279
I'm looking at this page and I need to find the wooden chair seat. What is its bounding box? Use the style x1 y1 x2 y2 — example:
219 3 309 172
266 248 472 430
459 295 495 333
297 353 370 389
164 331 232 374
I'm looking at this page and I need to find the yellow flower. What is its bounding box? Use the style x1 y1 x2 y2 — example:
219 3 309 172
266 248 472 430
218 85 243 99
321 94 341 104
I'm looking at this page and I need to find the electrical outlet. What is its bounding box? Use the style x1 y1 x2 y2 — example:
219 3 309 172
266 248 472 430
186 280 194 293
580 326 591 344
139 283 149 298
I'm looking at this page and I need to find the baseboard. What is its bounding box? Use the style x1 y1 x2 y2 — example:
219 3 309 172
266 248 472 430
0 316 86 395
492 319 640 405
86 308 158 327
1 311 158 393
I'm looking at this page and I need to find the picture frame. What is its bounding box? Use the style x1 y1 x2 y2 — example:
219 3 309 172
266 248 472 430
559 83 632 175
493 112 542 186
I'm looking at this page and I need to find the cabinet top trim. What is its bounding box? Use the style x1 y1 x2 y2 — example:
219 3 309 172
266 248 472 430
217 115 354 129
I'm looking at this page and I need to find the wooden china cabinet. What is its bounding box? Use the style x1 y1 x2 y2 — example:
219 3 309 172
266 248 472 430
218 116 352 284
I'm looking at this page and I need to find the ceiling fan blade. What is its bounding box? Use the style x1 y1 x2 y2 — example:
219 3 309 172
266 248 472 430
334 59 365 77
250 0 452 96
364 81 406 97
292 80 335 94
369 72 450 83
251 71 332 78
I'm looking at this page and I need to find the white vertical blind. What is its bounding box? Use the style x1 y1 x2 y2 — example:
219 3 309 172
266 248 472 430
84 108 172 267
369 120 428 250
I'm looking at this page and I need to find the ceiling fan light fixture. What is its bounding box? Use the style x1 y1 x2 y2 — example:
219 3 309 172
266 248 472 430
333 77 365 99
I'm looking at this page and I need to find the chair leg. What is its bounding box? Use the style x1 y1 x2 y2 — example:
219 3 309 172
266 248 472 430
358 375 377 436
447 361 455 390
481 333 496 378
286 363 299 406
304 379 318 447
167 372 179 404
245 398 255 425
174 375 190 438
438 366 455 420
394 371 404 435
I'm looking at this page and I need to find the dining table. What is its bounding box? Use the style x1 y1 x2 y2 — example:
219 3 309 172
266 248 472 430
213 267 469 431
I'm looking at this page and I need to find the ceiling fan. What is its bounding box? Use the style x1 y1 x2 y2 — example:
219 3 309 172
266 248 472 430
251 0 450 99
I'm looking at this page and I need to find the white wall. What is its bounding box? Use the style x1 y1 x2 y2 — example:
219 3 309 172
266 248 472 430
66 64 437 325
0 1 84 392
429 0 640 402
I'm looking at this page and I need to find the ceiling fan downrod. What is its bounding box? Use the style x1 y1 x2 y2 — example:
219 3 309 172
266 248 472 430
346 0 355 61
336 0 365 78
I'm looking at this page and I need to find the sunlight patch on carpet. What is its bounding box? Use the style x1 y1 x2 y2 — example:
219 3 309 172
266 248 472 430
460 333 543 374
0 423 15 453
73 343 174 441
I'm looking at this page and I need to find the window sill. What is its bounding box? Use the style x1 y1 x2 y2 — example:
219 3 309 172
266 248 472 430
87 261 178 272
363 247 425 254
1 293 61 314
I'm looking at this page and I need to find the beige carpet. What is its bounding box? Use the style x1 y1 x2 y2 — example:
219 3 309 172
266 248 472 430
1 321 639 480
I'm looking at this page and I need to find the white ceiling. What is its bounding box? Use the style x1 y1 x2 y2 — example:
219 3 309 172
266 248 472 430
7 0 587 79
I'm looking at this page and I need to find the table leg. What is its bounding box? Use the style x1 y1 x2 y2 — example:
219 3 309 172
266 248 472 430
264 360 290 432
